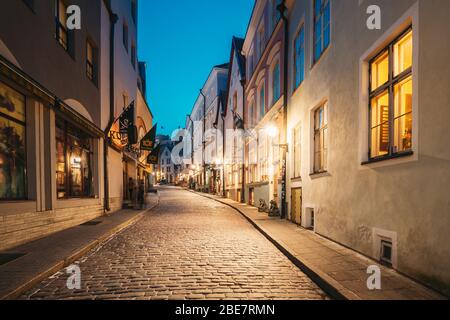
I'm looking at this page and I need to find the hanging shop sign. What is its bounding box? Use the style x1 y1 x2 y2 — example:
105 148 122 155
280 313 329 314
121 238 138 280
147 145 161 165
140 123 157 151
109 101 137 148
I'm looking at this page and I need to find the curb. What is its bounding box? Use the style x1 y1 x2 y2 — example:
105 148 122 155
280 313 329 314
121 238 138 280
1 202 159 301
189 190 356 300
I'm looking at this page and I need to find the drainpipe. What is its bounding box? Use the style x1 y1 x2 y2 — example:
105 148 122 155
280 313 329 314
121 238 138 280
279 0 289 219
103 6 118 213
240 79 246 204
200 89 207 193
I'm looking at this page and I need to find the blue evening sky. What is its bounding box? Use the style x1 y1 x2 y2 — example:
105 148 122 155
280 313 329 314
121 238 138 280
138 0 255 136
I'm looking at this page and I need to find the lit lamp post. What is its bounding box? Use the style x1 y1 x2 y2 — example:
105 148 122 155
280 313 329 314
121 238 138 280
266 125 288 219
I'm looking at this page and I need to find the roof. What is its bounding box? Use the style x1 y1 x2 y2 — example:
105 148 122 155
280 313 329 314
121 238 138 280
232 37 246 78
222 36 246 118
214 62 230 69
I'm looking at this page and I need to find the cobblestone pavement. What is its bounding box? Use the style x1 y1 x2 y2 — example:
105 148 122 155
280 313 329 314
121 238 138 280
21 188 329 300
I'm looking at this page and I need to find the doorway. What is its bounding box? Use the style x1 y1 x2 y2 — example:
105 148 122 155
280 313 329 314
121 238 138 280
291 188 302 225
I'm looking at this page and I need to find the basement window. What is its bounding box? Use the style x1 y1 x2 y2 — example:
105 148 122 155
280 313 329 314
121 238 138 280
380 240 393 267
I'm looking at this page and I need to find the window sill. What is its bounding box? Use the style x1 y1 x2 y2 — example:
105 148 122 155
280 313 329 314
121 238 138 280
309 171 330 180
362 151 414 165
291 177 302 182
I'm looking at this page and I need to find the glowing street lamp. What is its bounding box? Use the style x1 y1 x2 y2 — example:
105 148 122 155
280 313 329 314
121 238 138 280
266 125 279 138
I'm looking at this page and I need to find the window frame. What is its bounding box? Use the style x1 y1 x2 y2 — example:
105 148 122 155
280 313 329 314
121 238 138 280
55 0 69 52
313 103 328 174
313 0 331 64
367 27 413 162
86 40 97 84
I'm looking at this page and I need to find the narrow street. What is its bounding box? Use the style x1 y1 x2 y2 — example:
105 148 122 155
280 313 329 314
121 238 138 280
21 188 329 300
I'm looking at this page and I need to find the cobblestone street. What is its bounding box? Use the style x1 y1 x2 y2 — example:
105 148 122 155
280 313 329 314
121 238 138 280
21 188 329 300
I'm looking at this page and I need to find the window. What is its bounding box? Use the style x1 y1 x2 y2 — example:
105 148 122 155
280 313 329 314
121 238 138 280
131 43 136 68
313 0 330 63
272 0 282 30
123 22 129 51
259 84 265 119
313 103 328 173
233 93 238 113
56 118 94 199
369 29 413 160
293 125 301 178
55 0 68 51
294 26 305 90
248 102 254 127
258 25 265 59
131 0 137 24
0 82 27 200
86 41 97 83
272 62 281 105
380 240 393 267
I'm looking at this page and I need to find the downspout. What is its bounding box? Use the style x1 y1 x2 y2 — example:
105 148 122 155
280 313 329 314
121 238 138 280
103 6 118 213
280 0 289 219
240 79 246 204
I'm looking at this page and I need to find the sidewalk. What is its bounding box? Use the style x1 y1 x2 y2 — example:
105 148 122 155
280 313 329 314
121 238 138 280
0 194 159 300
195 191 446 300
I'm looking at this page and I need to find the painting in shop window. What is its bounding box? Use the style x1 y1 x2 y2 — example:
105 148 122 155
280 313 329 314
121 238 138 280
0 82 27 200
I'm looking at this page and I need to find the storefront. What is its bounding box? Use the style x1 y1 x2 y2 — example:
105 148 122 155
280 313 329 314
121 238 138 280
0 81 26 201
0 56 105 251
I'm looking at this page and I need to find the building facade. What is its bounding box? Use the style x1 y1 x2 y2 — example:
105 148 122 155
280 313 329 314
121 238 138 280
154 134 180 185
0 0 154 251
188 64 229 193
242 0 287 211
283 0 450 294
223 37 246 203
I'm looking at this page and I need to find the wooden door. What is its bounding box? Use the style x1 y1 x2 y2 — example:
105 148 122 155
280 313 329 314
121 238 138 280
291 188 302 225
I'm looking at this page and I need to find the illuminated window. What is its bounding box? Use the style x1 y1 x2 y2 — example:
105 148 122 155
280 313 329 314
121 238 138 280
314 103 328 173
313 0 330 63
371 51 389 91
294 26 305 90
0 82 27 200
369 28 413 160
56 118 94 199
55 0 68 51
